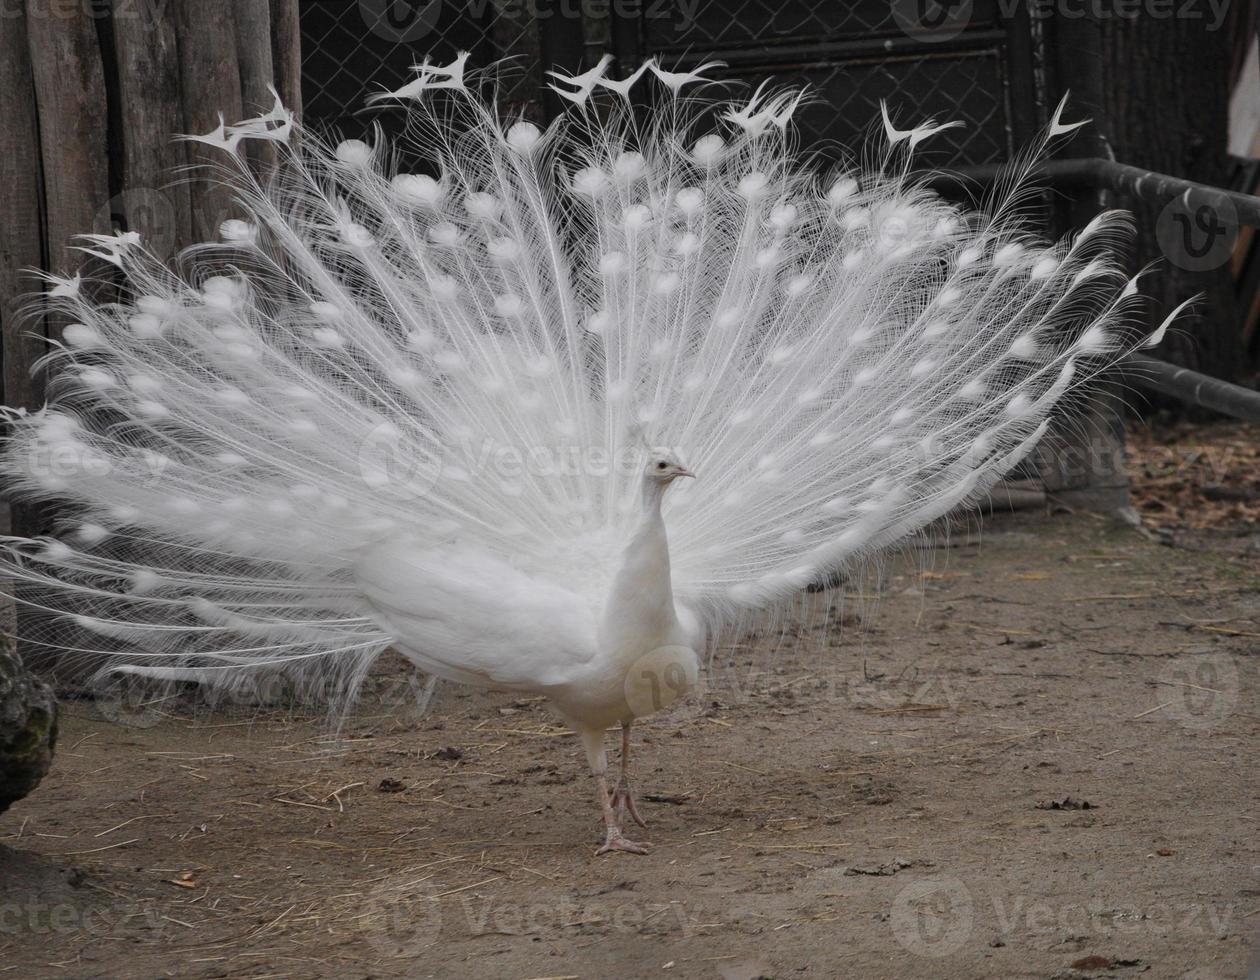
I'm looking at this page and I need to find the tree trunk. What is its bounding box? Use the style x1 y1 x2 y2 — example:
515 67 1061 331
25 3 110 329
173 0 245 242
111 0 193 258
0 4 47 414
269 0 303 120
0 645 57 815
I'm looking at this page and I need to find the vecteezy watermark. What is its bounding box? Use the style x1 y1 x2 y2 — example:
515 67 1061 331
891 881 1241 957
356 873 706 954
0 0 172 20
358 0 443 41
359 875 443 957
91 665 439 729
91 669 167 729
890 0 975 43
93 188 178 262
358 0 700 43
357 422 445 501
890 877 975 957
623 644 703 719
1156 191 1240 273
0 898 165 938
892 0 1232 41
1156 651 1240 731
354 433 683 500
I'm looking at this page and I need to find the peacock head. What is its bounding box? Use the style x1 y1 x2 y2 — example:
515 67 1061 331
644 448 695 485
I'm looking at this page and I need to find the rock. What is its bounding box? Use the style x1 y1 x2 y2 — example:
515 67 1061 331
0 644 58 814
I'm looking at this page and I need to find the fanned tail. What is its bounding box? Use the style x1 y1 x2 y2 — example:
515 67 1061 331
0 56 1176 709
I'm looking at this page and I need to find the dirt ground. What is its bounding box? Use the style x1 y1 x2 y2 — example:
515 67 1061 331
1 425 1258 980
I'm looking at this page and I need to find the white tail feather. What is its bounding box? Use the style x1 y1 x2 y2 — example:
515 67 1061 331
0 57 1170 709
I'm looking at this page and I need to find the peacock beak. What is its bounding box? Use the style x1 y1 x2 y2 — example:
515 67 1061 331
675 466 696 479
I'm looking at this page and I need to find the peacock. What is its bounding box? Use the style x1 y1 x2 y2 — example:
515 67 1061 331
0 55 1180 854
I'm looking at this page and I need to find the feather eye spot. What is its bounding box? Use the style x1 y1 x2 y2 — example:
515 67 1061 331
488 237 520 262
613 151 646 181
675 187 704 215
675 232 701 256
525 356 553 377
220 219 257 244
691 134 725 166
464 191 501 219
571 168 608 196
652 272 680 295
840 208 870 232
493 292 523 318
1030 255 1059 280
339 222 373 248
310 327 346 349
756 246 780 269
392 173 443 207
214 386 250 407
622 204 652 230
428 222 460 246
135 294 177 317
769 204 797 231
738 172 769 199
1009 334 1040 360
994 243 1024 267
827 176 859 205
128 314 164 340
431 275 458 300
334 139 373 167
78 367 114 389
310 301 343 322
63 323 101 349
435 350 467 372
505 121 541 152
821 496 850 516
786 273 813 296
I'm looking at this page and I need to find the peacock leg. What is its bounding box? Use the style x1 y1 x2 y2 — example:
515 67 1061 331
611 721 646 828
581 727 649 855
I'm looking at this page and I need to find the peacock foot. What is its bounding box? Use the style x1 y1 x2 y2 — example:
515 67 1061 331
610 781 647 829
596 826 650 856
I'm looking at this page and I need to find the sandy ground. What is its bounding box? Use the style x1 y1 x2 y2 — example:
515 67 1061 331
0 503 1258 978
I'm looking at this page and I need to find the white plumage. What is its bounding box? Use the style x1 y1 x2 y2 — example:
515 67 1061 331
0 56 1179 853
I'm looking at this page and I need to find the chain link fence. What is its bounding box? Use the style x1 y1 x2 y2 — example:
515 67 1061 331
300 0 544 140
298 0 1036 166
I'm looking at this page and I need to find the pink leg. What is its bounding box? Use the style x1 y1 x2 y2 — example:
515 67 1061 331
580 726 648 856
611 722 646 829
595 771 649 855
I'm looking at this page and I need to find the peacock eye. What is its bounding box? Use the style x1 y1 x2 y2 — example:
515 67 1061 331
657 461 667 469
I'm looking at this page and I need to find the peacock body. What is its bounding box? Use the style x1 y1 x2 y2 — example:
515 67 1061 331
0 56 1179 852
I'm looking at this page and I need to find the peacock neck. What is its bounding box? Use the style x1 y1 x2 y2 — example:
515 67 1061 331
600 478 678 646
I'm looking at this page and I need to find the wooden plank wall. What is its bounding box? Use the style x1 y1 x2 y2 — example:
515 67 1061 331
0 0 300 678
0 0 303 452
